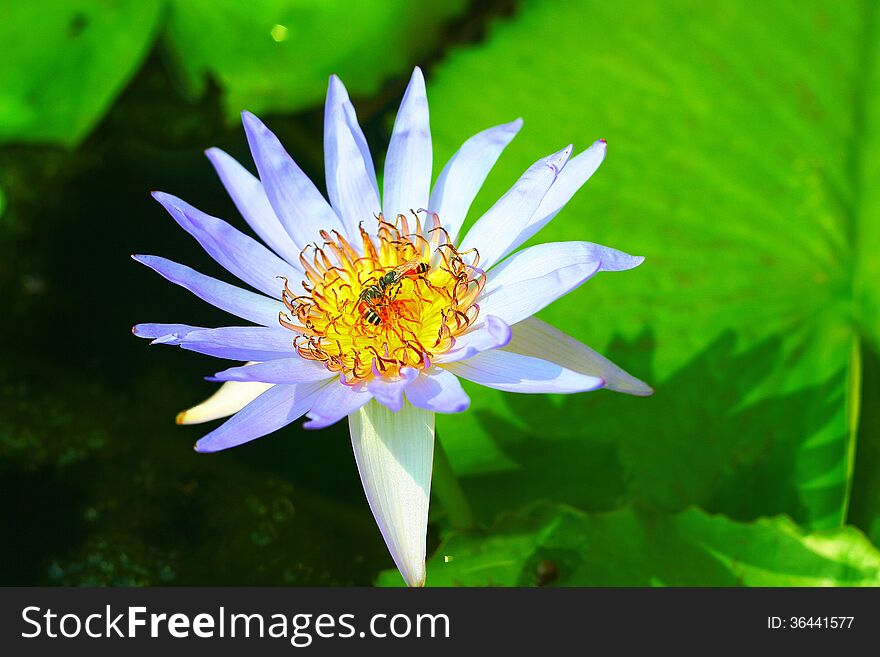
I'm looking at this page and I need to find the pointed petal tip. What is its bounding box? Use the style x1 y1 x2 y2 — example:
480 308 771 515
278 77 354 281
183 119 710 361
203 146 223 162
349 401 434 592
633 383 655 397
193 438 220 453
176 411 188 425
406 567 426 588
240 110 264 133
150 190 182 212
131 324 151 339
403 66 426 98
327 73 345 92
549 145 574 173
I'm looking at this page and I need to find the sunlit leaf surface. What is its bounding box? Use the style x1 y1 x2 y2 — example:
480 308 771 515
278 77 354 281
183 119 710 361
0 0 164 145
380 503 880 586
428 0 875 531
162 0 468 119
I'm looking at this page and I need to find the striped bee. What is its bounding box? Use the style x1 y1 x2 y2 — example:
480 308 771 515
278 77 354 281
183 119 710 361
357 258 429 326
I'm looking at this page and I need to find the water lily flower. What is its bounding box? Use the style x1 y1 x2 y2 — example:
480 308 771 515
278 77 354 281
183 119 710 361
133 67 651 587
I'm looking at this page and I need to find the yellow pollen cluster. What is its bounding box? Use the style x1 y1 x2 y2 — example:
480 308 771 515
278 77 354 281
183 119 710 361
279 212 485 384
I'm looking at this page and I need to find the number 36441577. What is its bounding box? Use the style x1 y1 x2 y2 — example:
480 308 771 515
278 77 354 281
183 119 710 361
768 617 854 629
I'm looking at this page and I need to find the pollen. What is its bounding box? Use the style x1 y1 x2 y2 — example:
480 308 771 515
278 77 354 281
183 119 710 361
279 212 486 384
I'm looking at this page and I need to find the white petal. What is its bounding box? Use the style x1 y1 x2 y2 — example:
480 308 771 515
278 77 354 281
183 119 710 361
504 316 653 396
349 399 434 587
460 145 572 270
383 67 431 221
477 242 604 326
324 75 381 238
443 349 604 394
176 380 273 425
504 140 607 256
429 118 522 242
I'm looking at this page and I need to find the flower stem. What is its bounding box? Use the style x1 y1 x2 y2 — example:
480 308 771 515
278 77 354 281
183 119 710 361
432 435 478 531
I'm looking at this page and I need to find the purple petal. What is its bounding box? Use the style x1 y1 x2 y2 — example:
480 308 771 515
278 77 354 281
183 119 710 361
133 323 199 343
486 240 643 285
205 147 302 262
367 367 419 412
303 382 372 429
459 145 572 270
477 242 605 326
434 315 512 364
241 111 346 247
324 75 381 237
212 358 334 384
505 140 607 256
151 192 297 298
443 349 604 394
135 324 295 361
194 380 329 452
429 118 522 242
406 368 470 413
506 317 653 396
133 255 283 327
383 67 431 221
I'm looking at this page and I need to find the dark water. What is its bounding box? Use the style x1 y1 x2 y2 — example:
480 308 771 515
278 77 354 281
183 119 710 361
0 54 419 586
0 0 524 587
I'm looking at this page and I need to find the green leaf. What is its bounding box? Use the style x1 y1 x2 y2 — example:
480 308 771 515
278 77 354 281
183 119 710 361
428 0 874 529
162 0 468 120
848 343 880 545
0 1 164 146
378 503 880 586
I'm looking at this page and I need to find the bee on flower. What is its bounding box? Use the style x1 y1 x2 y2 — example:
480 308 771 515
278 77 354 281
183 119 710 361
133 67 651 587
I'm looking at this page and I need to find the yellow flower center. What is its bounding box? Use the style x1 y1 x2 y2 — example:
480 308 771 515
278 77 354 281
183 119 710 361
279 212 485 384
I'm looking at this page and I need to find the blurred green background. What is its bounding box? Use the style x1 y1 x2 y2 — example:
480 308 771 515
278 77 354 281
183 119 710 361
2 0 880 586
